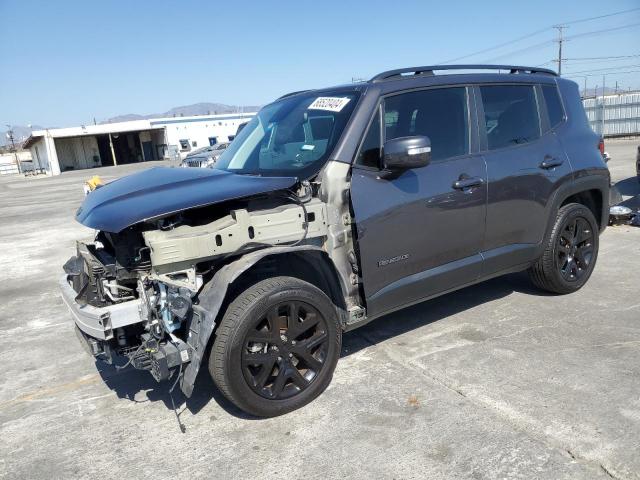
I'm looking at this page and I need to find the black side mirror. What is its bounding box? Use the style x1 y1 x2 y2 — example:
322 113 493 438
383 136 431 171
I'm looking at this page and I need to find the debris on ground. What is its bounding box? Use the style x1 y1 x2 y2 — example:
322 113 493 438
83 175 104 195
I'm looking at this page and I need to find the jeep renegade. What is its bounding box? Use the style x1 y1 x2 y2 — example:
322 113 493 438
61 65 609 417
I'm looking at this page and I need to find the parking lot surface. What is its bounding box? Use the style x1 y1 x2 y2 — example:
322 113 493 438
1 142 639 480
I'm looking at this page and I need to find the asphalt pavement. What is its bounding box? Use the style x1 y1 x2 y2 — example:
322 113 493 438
1 141 639 479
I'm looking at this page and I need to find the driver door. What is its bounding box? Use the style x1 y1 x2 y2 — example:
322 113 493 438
350 86 487 317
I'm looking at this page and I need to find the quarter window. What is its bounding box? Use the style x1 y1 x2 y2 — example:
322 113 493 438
356 107 382 168
542 85 565 129
384 87 469 162
480 85 540 150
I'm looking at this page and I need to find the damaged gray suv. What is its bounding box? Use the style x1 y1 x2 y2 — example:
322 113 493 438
61 65 609 417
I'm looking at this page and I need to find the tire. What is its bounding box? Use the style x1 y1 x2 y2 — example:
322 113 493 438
209 276 341 417
528 203 599 294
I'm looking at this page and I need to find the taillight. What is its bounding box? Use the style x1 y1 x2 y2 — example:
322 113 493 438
598 138 605 155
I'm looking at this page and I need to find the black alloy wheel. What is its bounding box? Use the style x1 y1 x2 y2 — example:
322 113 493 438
241 300 330 400
556 216 595 282
528 203 599 294
209 276 341 417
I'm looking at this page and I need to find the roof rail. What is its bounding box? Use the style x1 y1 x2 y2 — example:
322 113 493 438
371 64 558 82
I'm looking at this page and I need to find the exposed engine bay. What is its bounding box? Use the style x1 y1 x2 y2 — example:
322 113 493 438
62 168 360 398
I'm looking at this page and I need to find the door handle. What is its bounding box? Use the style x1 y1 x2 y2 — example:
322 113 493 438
452 176 484 190
539 156 564 169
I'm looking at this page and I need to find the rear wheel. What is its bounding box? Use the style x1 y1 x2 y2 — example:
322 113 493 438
528 203 599 294
209 276 341 417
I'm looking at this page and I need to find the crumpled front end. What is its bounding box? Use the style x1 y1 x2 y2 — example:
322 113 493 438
60 188 333 397
61 237 195 385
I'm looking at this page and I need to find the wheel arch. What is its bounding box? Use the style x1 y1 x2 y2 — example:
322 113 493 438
559 188 604 229
545 175 609 238
179 246 347 398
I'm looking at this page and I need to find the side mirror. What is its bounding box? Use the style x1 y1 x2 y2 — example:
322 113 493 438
383 136 431 171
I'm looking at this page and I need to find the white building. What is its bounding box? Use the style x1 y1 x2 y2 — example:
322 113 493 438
23 112 256 175
0 150 32 175
583 90 640 137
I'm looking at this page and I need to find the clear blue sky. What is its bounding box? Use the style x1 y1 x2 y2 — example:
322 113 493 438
1 0 639 128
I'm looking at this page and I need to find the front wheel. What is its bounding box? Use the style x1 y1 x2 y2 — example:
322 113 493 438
528 203 599 294
209 276 341 417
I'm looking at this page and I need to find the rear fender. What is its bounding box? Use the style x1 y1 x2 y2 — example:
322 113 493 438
540 174 609 256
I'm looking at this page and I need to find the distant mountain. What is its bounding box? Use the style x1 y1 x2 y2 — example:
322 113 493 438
0 102 261 146
104 102 261 124
580 86 617 97
0 125 44 147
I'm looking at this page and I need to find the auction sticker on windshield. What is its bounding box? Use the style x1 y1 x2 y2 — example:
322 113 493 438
308 97 351 112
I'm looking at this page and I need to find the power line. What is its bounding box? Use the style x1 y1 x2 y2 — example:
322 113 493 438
564 69 640 78
438 28 550 64
562 7 640 25
564 22 640 41
564 63 640 75
438 7 640 64
480 23 640 65
479 40 555 63
565 54 640 60
562 54 640 64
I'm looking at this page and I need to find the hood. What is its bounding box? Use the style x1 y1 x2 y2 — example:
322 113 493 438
76 167 297 232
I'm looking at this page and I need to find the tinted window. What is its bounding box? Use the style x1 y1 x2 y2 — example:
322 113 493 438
542 85 565 129
384 87 468 161
357 107 381 168
480 85 540 150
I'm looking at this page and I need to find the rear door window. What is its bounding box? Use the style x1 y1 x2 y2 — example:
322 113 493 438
541 85 565 129
384 87 469 162
480 85 541 150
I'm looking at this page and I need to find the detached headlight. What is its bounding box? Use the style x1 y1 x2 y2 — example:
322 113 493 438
609 205 633 225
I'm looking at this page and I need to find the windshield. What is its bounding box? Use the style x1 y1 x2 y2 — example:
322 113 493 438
214 90 360 178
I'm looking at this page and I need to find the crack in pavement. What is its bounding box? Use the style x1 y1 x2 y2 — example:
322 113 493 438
408 361 631 480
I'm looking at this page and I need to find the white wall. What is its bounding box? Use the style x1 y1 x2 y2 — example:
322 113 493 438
1 150 35 175
152 113 255 158
583 91 640 137
55 136 102 171
30 140 49 172
24 114 257 175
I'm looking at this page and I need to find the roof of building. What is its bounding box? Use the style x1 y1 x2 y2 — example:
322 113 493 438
23 111 258 149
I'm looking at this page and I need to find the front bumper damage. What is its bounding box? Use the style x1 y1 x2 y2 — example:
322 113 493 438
59 274 141 341
60 266 192 387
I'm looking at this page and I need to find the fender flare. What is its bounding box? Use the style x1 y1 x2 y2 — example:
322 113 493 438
542 174 609 245
180 245 344 397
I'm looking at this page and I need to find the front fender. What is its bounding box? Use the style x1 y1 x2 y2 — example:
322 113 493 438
179 245 328 397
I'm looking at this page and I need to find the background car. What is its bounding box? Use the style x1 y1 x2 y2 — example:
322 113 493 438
180 142 229 168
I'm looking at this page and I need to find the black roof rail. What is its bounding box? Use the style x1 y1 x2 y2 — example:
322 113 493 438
371 64 558 82
277 89 312 100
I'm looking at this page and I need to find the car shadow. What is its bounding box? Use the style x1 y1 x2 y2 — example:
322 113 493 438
613 176 640 198
96 353 255 421
96 270 546 422
341 270 543 357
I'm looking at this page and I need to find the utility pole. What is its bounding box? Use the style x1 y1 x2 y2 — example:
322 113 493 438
553 25 567 76
5 125 21 174
601 74 606 137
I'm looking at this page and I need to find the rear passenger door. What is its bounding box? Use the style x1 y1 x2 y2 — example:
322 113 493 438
477 83 571 275
350 86 488 317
